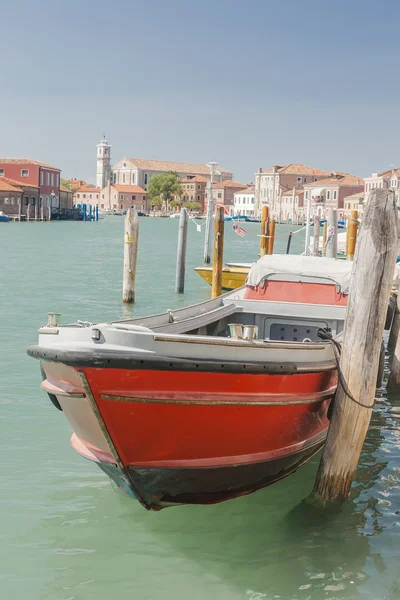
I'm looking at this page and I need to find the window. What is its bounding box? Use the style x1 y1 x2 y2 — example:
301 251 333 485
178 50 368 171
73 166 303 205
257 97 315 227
113 204 117 209
218 192 222 199
51 173 54 186
120 195 124 200
144 174 148 185
198 185 201 190
123 162 126 168
197 195 200 201
10 198 15 205
297 177 302 184
113 173 116 184
0 169 4 176
132 173 135 184
4 198 9 204
333 191 337 200
46 173 50 185
83 194 86 199
101 204 104 209
39 197 42 207
131 195 136 200
21 169 29 177
102 194 104 199
120 204 123 209
122 173 126 183
305 191 308 199
25 197 29 205
327 191 331 200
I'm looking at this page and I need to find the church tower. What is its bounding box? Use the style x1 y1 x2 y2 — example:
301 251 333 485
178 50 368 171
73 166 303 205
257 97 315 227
96 134 112 189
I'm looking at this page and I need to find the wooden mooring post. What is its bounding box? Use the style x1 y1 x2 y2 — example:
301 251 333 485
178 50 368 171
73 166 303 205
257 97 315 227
322 222 327 256
312 189 399 504
387 295 400 392
175 207 189 294
325 209 337 258
388 295 400 353
347 210 358 260
267 219 275 255
122 207 139 303
211 205 225 298
313 216 321 256
260 206 269 258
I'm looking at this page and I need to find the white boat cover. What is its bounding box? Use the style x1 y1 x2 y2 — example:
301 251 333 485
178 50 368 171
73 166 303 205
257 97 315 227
246 255 353 293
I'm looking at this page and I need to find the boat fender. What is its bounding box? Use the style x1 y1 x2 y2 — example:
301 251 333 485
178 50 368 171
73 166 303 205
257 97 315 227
40 364 63 411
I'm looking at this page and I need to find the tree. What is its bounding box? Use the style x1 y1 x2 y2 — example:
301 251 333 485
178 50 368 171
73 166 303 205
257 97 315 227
151 196 162 208
170 199 181 210
147 171 183 207
61 179 80 194
183 201 202 212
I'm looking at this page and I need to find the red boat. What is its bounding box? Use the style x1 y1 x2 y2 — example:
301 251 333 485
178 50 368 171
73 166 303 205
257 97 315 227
28 255 354 510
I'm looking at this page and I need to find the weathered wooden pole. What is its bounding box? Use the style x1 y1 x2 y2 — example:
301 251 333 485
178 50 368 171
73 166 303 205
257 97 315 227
388 295 400 353
312 189 399 504
347 209 358 260
175 207 189 294
260 206 269 258
267 219 276 255
313 216 321 256
27 200 30 222
322 222 327 256
18 197 22 221
325 209 337 258
34 199 38 221
211 205 225 298
286 232 293 254
122 207 139 303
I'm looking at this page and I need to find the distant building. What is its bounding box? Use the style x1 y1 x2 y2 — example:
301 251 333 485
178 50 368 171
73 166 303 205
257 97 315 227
205 180 248 215
343 191 365 218
59 185 74 209
364 168 400 203
303 173 364 221
99 182 149 213
232 185 256 217
0 177 39 219
96 135 112 189
279 188 304 223
179 175 209 210
0 158 61 214
255 164 330 218
112 157 233 191
73 185 101 206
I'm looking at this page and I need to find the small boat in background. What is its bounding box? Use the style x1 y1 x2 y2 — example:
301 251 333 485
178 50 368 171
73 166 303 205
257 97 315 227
194 262 251 290
0 211 10 223
29 255 357 510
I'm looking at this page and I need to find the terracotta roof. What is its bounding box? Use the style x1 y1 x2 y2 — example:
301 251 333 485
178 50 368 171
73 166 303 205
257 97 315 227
0 179 22 192
0 158 61 170
0 176 39 189
234 187 255 195
304 173 363 187
281 188 304 196
180 175 209 183
379 168 400 177
118 158 231 175
260 164 329 176
112 185 147 194
75 185 101 193
344 192 364 199
212 180 247 189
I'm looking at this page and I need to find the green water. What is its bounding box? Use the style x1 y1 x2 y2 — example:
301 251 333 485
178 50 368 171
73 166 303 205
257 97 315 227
2 218 400 600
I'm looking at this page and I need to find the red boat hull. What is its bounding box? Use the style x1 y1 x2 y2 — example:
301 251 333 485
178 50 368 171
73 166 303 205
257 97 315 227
42 361 336 509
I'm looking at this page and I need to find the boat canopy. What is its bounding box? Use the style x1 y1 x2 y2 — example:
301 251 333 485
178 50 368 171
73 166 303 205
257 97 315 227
246 255 352 294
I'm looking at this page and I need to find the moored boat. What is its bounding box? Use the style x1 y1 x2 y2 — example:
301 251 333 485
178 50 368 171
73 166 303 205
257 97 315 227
29 255 355 510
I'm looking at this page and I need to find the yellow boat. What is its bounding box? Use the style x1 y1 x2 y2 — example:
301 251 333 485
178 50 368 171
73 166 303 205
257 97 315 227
194 262 251 290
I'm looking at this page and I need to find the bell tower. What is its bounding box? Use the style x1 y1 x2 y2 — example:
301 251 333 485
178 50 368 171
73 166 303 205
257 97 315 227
96 134 112 189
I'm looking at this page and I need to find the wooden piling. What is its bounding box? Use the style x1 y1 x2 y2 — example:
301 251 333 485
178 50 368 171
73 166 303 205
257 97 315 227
325 209 337 258
267 219 276 255
122 207 139 303
312 189 399 505
387 295 400 392
286 232 293 254
260 206 269 258
211 205 225 298
322 222 327 256
34 200 38 221
313 216 321 256
347 210 358 260
388 295 400 353
175 208 189 294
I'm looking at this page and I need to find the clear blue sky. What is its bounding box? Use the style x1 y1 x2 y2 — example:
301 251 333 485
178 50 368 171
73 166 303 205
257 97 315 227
1 0 399 184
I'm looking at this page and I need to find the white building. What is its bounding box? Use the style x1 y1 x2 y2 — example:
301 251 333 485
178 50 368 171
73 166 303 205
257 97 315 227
364 168 400 203
96 135 112 189
233 186 255 217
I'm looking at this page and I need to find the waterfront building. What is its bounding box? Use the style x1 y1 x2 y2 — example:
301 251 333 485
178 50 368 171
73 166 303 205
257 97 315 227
179 175 209 211
279 189 304 223
73 185 101 206
232 185 256 217
112 157 233 191
255 164 330 218
343 191 365 218
59 185 74 209
204 180 248 215
303 173 364 222
364 168 400 204
99 182 149 212
0 158 61 213
0 177 39 219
